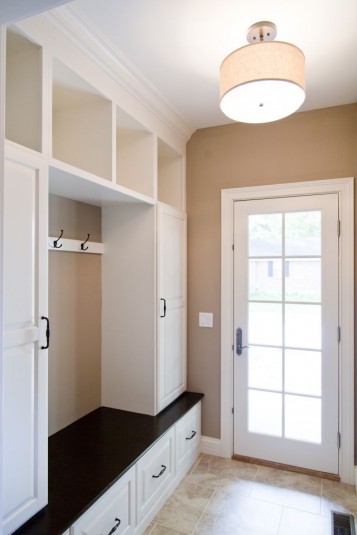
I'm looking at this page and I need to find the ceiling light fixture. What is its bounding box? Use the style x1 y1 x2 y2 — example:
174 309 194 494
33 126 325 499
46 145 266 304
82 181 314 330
219 21 305 124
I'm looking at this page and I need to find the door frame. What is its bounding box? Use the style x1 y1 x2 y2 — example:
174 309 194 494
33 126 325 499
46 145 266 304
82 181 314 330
221 178 354 483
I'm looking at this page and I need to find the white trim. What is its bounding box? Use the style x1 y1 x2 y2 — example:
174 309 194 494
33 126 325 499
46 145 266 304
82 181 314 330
200 436 223 457
221 178 354 483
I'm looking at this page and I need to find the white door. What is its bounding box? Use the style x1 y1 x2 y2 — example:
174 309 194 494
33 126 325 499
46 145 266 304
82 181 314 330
233 193 339 475
2 156 48 534
157 203 187 412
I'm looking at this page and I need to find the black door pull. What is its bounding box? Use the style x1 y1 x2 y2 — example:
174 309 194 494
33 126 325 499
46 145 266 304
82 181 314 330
41 316 50 350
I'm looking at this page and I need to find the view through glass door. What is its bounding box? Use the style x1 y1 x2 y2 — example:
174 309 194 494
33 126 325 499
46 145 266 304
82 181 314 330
233 194 339 475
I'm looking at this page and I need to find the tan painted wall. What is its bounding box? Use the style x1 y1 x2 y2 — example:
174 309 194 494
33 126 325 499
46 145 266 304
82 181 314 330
186 104 357 441
48 195 102 435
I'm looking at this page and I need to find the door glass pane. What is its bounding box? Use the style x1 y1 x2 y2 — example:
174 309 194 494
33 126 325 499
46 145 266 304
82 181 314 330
249 390 282 437
249 213 282 256
249 259 282 301
285 304 321 349
285 349 321 396
285 211 321 256
285 259 321 302
249 302 282 346
285 394 321 444
248 347 282 391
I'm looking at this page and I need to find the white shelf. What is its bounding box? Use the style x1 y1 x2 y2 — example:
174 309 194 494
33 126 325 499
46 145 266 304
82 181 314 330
49 159 155 207
158 139 184 211
52 59 112 180
116 107 154 198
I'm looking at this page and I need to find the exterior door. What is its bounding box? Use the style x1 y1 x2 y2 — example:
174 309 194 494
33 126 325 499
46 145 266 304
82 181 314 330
233 193 339 475
2 155 48 534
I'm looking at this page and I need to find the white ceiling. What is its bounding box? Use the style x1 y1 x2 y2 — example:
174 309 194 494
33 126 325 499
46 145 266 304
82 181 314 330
68 0 357 131
4 0 357 131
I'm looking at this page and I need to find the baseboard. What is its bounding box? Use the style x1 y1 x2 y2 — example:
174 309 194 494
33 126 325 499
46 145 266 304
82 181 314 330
200 435 222 457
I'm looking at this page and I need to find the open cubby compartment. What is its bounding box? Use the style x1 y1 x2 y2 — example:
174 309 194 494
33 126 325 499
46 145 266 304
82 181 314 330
6 26 42 152
116 107 154 198
52 59 113 181
157 138 184 210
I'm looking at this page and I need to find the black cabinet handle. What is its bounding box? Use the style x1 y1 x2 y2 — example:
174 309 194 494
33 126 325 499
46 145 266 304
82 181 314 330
41 316 50 350
160 298 167 318
186 430 197 441
107 518 121 535
152 464 167 478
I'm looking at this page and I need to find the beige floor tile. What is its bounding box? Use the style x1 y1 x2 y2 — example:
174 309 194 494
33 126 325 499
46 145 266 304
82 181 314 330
249 466 322 514
149 524 191 534
154 479 214 533
278 507 331 535
254 466 322 495
194 490 282 535
186 454 258 493
321 479 357 517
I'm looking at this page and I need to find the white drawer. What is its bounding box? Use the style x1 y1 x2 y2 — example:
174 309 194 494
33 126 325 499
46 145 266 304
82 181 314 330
136 428 175 523
71 466 135 535
175 402 201 475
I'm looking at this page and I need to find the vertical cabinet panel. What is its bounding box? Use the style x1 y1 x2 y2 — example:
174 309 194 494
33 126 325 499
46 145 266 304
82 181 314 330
157 204 187 412
2 157 48 535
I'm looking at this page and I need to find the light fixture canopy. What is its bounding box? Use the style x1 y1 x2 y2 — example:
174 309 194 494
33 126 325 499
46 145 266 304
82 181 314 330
220 21 305 124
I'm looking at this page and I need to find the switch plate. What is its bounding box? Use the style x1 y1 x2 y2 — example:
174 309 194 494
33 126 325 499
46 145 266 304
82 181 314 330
199 312 213 328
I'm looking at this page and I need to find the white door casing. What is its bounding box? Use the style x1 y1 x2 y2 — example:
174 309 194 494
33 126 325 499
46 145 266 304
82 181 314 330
233 194 339 474
221 178 354 483
2 149 48 534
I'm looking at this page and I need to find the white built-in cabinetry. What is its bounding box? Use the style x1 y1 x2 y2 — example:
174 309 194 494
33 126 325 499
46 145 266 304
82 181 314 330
2 15 189 535
70 403 201 535
2 151 48 535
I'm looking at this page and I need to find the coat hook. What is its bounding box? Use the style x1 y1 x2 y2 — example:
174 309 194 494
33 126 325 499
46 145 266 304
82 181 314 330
53 230 63 249
81 233 90 251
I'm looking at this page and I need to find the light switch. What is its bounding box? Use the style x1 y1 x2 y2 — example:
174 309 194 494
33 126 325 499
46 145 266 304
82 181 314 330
199 312 213 328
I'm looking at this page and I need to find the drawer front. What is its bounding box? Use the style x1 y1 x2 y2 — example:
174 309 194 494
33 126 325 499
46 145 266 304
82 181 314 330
71 466 135 535
136 428 175 523
176 403 201 474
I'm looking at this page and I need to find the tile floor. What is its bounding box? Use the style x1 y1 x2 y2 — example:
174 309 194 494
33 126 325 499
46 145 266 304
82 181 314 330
144 454 357 534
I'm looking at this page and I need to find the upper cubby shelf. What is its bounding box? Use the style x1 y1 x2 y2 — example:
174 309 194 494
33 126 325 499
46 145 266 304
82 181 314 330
5 28 42 152
49 159 155 208
157 139 184 211
5 22 186 212
116 107 154 198
52 59 112 181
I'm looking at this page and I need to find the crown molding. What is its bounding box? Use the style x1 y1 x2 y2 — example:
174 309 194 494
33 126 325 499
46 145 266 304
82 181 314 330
45 5 195 142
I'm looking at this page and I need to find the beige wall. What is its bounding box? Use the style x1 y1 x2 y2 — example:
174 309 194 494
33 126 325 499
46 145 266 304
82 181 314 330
48 195 102 435
186 104 357 441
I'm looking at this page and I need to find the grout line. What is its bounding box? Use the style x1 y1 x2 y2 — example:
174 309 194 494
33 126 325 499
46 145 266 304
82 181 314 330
191 487 218 535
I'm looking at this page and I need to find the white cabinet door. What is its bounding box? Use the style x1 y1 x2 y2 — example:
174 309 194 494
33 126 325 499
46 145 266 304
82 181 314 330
157 204 187 412
2 155 48 534
71 466 135 535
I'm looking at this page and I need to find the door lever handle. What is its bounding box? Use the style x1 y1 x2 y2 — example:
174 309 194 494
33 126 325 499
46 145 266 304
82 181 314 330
236 327 249 356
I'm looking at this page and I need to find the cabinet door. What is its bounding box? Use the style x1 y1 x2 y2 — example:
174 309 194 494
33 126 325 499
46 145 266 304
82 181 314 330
157 204 187 412
71 466 135 535
2 156 48 534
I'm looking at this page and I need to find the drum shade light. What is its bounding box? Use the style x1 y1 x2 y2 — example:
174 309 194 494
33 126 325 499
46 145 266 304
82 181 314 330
220 22 305 124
